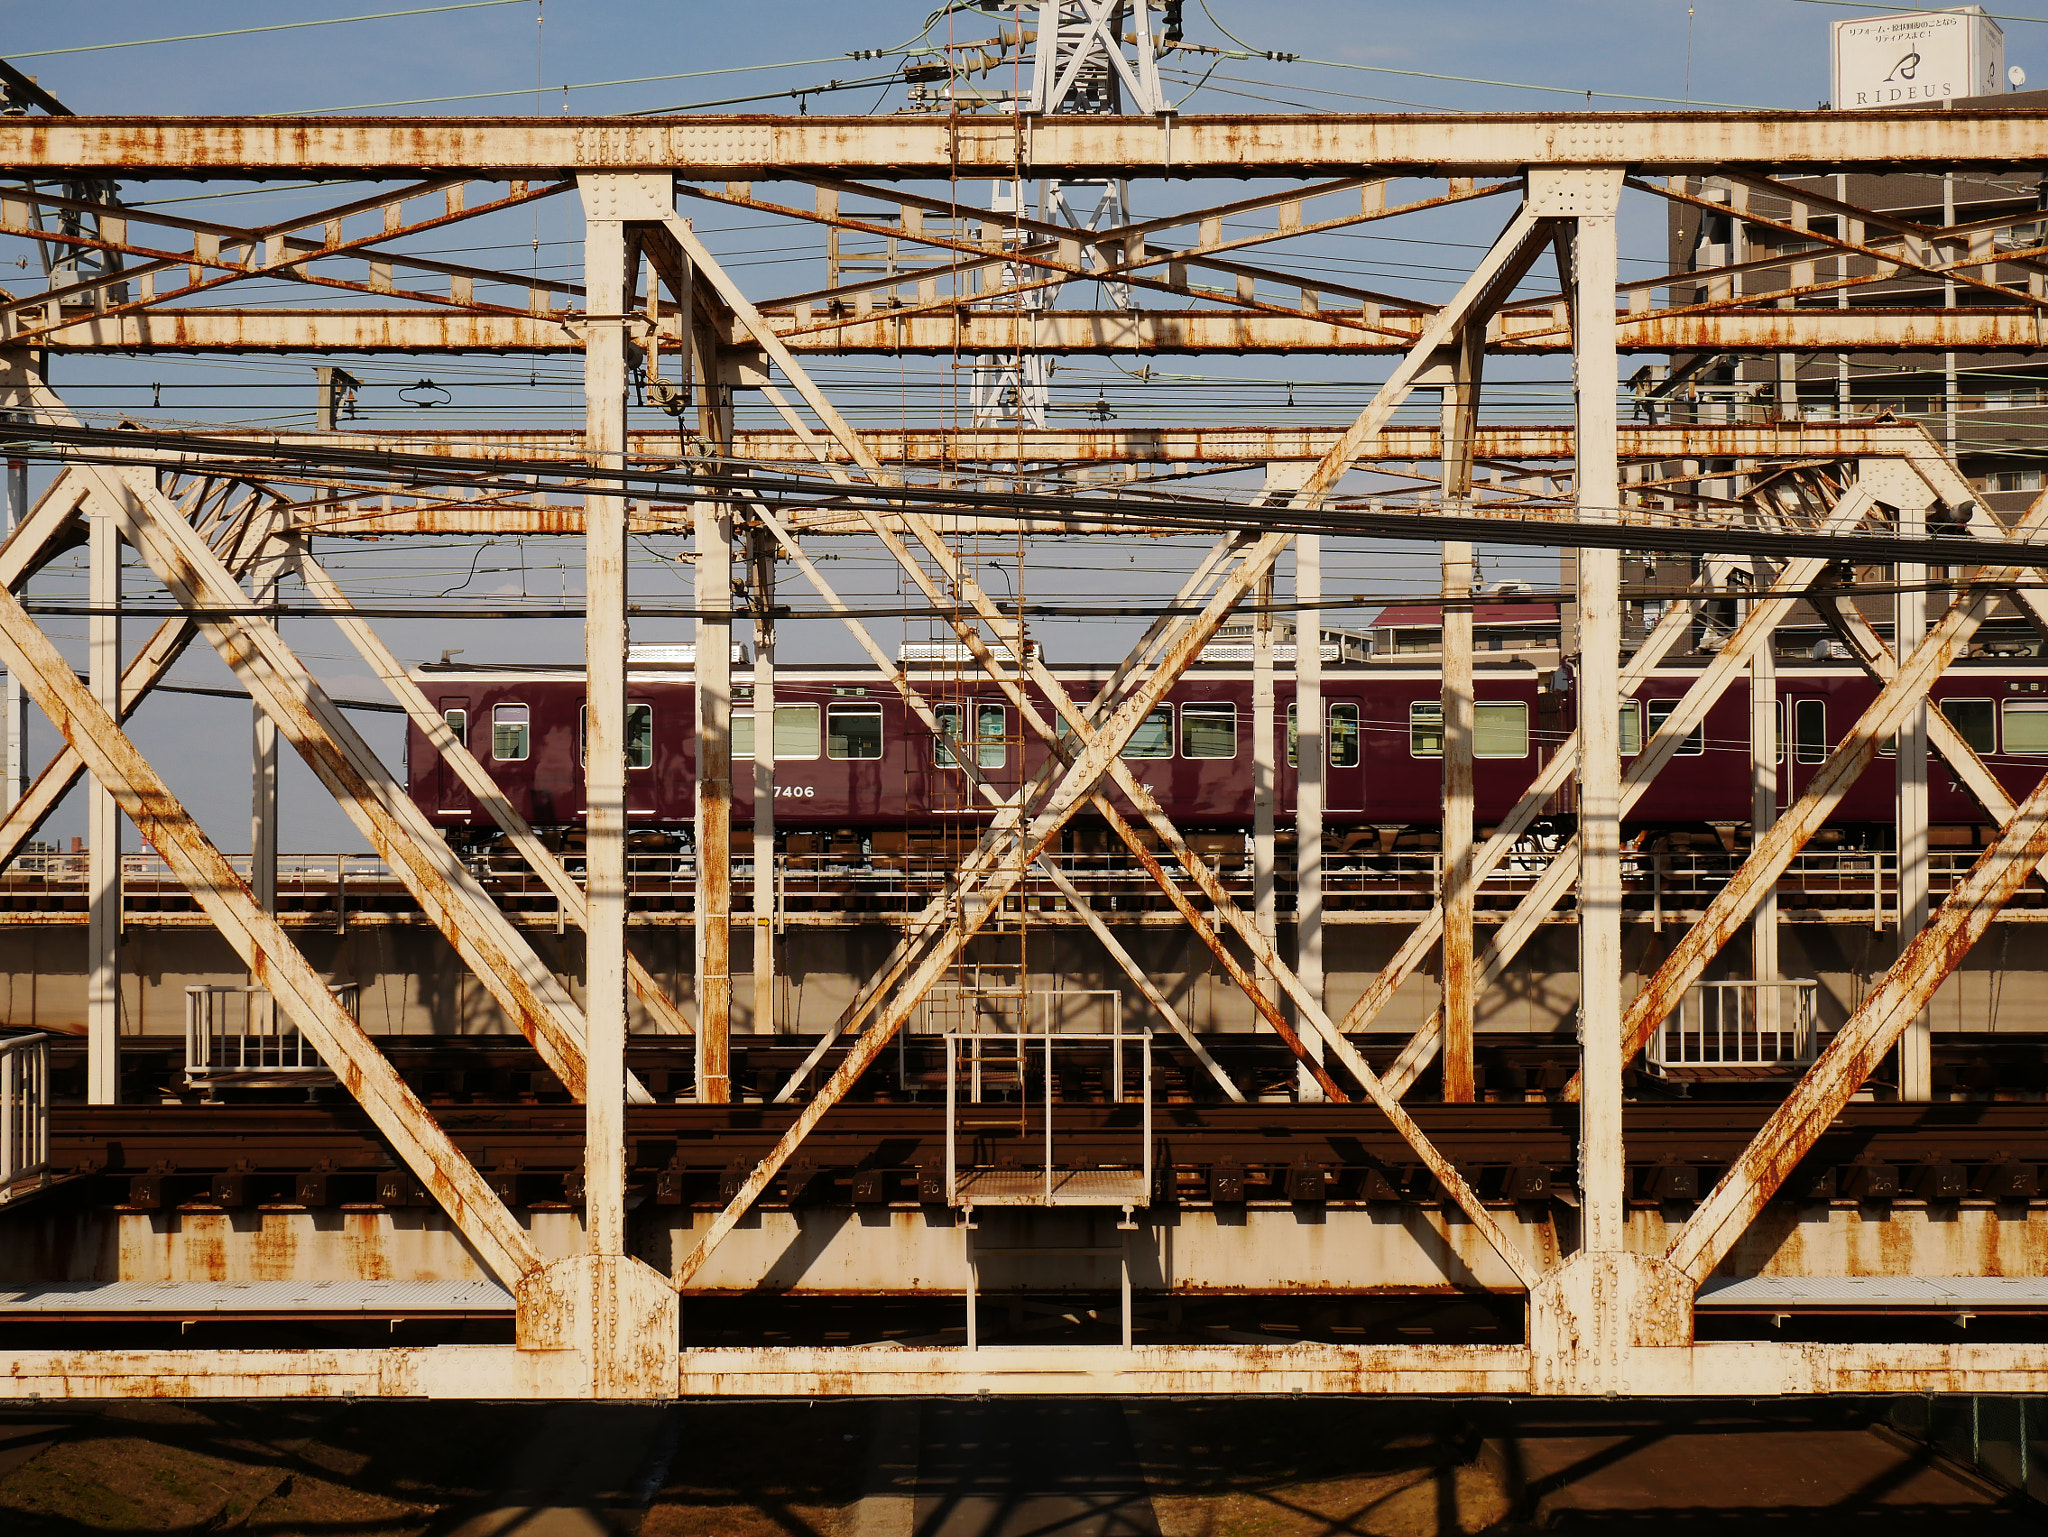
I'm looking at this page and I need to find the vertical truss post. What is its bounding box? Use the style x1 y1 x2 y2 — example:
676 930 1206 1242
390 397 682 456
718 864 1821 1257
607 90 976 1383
87 498 119 1105
562 174 680 1401
1294 532 1326 1101
1252 566 1277 1009
750 525 777 1036
249 516 290 918
1440 332 1482 1104
578 177 637 1264
695 405 734 1105
1751 588 1779 1030
1551 168 1626 1249
1895 482 1933 1101
2 433 24 809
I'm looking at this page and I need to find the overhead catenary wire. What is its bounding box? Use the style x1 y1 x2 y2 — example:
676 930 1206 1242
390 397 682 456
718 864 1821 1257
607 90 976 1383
11 1 532 59
0 418 2036 573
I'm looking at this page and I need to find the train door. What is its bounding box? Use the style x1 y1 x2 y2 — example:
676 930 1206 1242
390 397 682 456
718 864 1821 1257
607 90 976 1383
1282 697 1365 813
435 696 473 814
1780 693 1828 812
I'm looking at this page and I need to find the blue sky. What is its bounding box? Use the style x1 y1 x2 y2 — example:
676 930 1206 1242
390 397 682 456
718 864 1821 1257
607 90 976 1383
0 1 2017 849
3 2 1913 118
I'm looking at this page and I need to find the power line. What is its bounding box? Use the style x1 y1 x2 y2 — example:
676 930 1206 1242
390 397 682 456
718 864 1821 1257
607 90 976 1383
10 1 530 60
0 418 2030 572
289 54 883 115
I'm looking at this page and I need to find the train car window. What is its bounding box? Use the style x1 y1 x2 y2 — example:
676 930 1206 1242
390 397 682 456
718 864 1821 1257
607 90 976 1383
931 705 1002 767
1180 702 1237 759
1410 701 1443 758
1794 698 1827 763
2003 700 2048 754
441 706 468 744
1475 701 1529 759
491 704 529 761
1120 705 1174 759
1328 703 1360 767
1942 698 1996 754
576 704 654 767
828 704 884 760
1774 702 1786 764
1285 704 1359 766
933 704 964 767
1619 700 1641 756
774 704 821 760
1646 699 1705 755
738 706 823 760
975 704 1007 768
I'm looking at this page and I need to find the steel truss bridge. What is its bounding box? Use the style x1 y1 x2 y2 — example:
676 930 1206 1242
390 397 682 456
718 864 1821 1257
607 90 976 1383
3 93 2048 1401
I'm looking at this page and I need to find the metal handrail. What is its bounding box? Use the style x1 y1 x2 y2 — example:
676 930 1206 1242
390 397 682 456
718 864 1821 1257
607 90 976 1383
945 1022 1151 1209
0 1032 50 1199
1649 979 1820 1076
184 983 357 1085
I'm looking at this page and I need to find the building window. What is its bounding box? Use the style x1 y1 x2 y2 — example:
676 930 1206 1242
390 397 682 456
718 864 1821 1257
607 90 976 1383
1647 698 1705 756
2003 701 2048 754
1942 698 1996 756
491 703 529 761
828 704 884 760
1475 701 1529 758
1120 704 1174 760
734 704 821 761
1794 698 1828 763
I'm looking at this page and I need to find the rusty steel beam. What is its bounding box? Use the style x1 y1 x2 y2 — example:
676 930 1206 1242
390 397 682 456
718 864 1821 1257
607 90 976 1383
0 560 543 1289
1569 533 2048 1103
675 203 1565 1294
670 519 1304 1288
1666 762 2048 1286
1364 592 1707 1092
28 306 2048 354
296 546 686 1056
1090 795 1345 1101
1378 484 1881 1097
1813 590 2048 865
12 111 2048 176
736 494 1244 1103
230 423 1956 469
30 396 604 1104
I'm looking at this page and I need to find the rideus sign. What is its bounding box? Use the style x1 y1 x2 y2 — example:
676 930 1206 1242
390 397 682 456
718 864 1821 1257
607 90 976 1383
1831 5 2004 108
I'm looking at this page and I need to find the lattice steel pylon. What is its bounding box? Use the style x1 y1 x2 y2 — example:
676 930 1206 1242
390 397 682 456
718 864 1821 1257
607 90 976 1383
971 2 1172 429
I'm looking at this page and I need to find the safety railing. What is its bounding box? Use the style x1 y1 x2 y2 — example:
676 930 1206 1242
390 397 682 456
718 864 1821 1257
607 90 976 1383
1647 979 1821 1080
0 1032 50 1201
4 847 2026 925
945 1018 1151 1211
184 983 356 1090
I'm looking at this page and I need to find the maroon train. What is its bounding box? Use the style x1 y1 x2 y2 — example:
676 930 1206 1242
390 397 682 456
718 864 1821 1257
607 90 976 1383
405 655 2048 852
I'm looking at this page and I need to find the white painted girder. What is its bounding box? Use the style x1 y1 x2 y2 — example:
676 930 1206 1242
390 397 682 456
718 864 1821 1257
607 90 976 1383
19 306 2048 352
8 110 2048 175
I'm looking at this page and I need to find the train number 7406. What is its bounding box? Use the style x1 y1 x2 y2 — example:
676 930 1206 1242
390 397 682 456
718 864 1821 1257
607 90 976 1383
772 784 815 798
